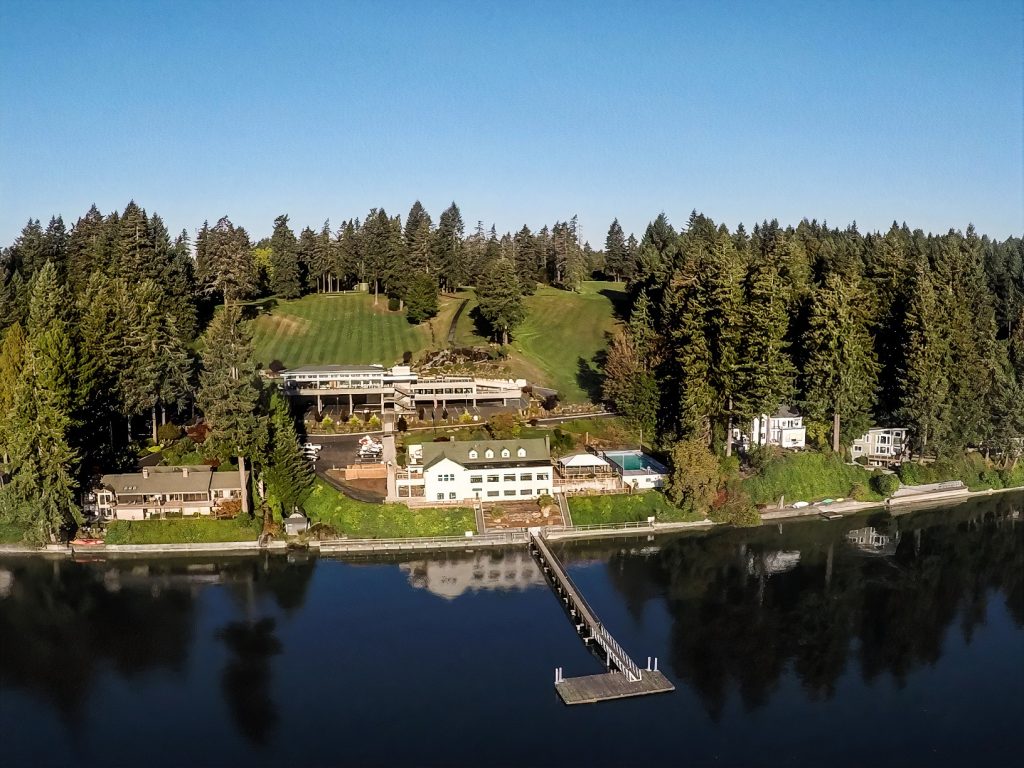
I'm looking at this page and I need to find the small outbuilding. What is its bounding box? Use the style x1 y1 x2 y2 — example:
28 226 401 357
556 452 615 479
284 513 309 536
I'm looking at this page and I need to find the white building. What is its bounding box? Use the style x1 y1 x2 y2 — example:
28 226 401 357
91 465 247 521
851 427 908 466
398 438 553 502
734 405 806 450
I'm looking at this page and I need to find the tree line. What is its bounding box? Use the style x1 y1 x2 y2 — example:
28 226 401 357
0 199 1021 539
602 212 1024 463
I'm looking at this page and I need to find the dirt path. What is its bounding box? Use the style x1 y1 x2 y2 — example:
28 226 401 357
446 298 469 346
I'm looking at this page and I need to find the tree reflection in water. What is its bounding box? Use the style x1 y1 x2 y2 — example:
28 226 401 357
567 494 1023 720
216 618 282 746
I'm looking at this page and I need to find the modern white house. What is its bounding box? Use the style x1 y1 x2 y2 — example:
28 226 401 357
90 465 247 521
734 405 807 450
851 427 908 466
277 364 528 414
397 438 553 502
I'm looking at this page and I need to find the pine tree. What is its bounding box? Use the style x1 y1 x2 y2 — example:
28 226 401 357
433 203 465 291
901 263 949 454
3 263 81 541
197 306 266 512
476 258 525 344
264 393 314 518
269 215 301 298
115 201 155 282
404 273 439 324
197 216 255 305
604 219 628 281
0 323 26 463
801 272 879 452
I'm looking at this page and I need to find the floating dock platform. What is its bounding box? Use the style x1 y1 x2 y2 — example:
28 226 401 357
528 529 675 705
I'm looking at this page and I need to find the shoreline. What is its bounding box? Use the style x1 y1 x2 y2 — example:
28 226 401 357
2 486 1021 559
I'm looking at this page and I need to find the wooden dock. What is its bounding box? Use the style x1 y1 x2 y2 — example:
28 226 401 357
528 529 674 705
555 670 675 705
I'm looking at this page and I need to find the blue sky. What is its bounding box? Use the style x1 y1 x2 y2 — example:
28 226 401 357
1 0 1021 245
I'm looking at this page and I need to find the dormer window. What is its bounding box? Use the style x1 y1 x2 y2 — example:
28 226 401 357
517 448 526 458
468 449 478 459
485 449 494 459
501 448 510 458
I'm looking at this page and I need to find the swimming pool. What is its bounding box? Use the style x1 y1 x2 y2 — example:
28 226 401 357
604 450 667 474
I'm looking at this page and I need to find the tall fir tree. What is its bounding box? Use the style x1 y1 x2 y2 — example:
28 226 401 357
268 215 301 298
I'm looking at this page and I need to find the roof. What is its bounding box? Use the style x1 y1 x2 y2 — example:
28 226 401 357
416 438 550 469
773 404 801 419
282 364 385 375
557 452 610 468
99 465 244 496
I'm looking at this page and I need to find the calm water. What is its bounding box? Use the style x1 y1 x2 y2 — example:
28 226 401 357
2 494 1022 768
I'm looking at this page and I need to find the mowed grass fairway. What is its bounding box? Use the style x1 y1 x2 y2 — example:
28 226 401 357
250 293 450 368
512 282 625 402
249 282 624 403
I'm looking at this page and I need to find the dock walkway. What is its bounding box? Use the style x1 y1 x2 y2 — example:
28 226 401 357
528 529 674 705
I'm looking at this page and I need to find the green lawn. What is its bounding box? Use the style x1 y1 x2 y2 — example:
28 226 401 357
304 479 475 538
104 515 262 544
249 282 624 404
511 282 625 403
249 292 451 368
568 490 703 525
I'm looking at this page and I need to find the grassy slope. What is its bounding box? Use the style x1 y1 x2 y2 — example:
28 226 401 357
510 282 624 403
250 282 624 404
568 491 702 525
304 479 475 538
249 292 454 368
742 452 882 506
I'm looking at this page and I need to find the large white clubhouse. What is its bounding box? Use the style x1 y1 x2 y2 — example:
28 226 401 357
398 438 553 502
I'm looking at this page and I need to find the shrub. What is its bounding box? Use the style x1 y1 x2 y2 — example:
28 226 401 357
387 297 401 311
348 415 361 426
667 439 720 516
157 423 183 444
396 416 408 432
488 412 521 439
458 411 474 425
849 481 872 501
998 463 1024 488
980 469 1003 490
870 471 900 496
537 494 555 511
367 414 382 429
854 455 869 466
321 415 334 431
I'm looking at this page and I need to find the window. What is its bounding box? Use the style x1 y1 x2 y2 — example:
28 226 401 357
520 472 533 481
487 475 499 483
520 489 532 496
468 450 478 459
487 490 499 497
503 474 516 482
517 448 526 458
436 473 455 482
470 475 483 484
503 490 516 497
437 493 444 500
485 449 494 458
501 448 510 458
537 473 549 481
448 492 456 500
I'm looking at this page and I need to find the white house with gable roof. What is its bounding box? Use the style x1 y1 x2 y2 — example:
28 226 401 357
733 405 807 450
398 438 553 502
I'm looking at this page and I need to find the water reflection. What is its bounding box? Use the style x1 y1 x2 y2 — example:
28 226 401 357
562 494 1023 718
400 550 543 599
0 553 312 742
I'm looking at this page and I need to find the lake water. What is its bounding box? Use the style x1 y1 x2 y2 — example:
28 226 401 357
2 493 1022 767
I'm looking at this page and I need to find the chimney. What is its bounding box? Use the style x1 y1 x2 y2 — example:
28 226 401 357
181 467 189 478
142 468 150 479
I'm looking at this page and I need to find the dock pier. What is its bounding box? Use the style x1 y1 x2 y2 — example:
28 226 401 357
527 529 674 705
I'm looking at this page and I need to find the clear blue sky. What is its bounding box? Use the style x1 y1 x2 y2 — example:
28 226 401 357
1 0 1021 246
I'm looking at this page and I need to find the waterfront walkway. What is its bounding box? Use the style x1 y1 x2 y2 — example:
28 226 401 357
527 529 674 705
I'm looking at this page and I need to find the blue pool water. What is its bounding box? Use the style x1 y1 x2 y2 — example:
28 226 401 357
605 451 666 473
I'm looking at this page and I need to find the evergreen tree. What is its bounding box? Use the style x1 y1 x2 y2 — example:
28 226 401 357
197 306 266 512
269 215 301 298
604 219 628 281
800 272 879 452
264 393 314 517
0 323 26 464
115 201 155 282
433 202 465 291
900 263 950 453
476 257 525 344
404 272 439 324
197 216 255 305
